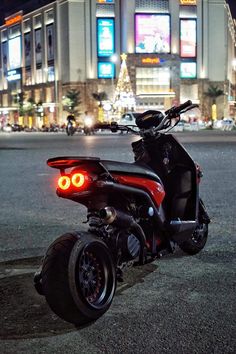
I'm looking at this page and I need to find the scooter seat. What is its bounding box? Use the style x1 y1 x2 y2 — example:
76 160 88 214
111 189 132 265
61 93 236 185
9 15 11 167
102 160 163 184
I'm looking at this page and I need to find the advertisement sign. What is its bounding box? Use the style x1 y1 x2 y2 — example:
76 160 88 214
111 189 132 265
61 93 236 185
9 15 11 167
98 62 115 78
97 18 115 57
180 0 196 5
9 36 22 69
180 19 196 57
97 0 114 3
46 24 54 61
5 14 22 27
7 69 21 81
141 57 165 64
180 62 197 78
2 42 8 76
35 28 42 64
24 32 31 67
135 14 170 54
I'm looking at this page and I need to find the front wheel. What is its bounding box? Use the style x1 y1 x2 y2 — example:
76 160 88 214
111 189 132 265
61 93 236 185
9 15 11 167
41 232 116 326
179 199 209 255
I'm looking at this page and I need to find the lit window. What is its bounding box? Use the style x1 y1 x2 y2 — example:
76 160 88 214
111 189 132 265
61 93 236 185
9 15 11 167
36 68 43 83
47 66 55 82
25 70 32 86
136 67 170 95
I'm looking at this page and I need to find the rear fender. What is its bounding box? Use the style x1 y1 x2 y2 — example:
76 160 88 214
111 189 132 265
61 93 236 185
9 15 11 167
47 157 112 207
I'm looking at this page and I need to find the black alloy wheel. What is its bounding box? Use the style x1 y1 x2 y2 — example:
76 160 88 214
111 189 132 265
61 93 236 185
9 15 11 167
41 232 116 326
78 249 107 307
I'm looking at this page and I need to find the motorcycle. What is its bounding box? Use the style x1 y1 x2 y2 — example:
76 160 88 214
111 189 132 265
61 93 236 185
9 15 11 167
83 116 95 135
34 100 210 326
66 121 76 136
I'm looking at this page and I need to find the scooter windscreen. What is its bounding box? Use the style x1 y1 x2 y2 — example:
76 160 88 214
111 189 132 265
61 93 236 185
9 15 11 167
135 110 164 129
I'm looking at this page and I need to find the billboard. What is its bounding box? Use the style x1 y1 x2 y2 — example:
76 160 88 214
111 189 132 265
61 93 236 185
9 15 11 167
35 28 42 64
97 18 115 57
9 36 21 69
2 41 8 76
46 24 54 61
98 62 115 78
135 14 170 53
180 62 197 78
180 19 197 58
24 32 31 67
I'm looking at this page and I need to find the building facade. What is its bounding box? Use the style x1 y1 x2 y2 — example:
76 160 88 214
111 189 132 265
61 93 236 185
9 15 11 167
0 0 235 127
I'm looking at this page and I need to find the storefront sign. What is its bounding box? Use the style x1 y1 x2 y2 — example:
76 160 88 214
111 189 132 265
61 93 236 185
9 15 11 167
142 57 165 64
7 69 21 81
180 0 196 5
5 14 22 26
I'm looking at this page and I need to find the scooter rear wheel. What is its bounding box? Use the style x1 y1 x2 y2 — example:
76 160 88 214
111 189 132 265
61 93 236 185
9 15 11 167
41 232 116 326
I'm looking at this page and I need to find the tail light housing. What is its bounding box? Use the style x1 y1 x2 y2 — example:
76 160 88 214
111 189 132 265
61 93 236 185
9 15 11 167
57 171 90 192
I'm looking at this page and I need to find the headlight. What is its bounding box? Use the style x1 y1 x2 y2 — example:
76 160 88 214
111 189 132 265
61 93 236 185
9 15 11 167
84 117 93 127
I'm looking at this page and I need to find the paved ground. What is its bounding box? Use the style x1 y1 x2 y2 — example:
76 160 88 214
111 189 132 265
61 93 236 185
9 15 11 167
0 130 236 353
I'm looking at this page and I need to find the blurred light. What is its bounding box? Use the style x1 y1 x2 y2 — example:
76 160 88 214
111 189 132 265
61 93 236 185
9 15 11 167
111 54 118 63
71 173 86 188
58 176 70 190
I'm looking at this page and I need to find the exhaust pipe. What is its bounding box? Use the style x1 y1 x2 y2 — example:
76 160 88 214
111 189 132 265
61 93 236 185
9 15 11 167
100 206 147 265
100 207 135 228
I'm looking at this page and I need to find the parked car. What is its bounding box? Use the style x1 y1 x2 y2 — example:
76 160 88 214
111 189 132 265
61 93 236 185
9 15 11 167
118 112 140 127
222 118 235 131
213 118 235 131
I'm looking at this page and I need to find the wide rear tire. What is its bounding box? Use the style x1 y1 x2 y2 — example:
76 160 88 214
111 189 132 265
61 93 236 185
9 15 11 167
41 232 116 326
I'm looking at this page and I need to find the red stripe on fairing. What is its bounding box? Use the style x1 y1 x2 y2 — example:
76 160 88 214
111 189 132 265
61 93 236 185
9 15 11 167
112 174 165 207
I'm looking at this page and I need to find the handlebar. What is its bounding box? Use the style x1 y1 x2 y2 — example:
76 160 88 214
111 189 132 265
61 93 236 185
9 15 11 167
94 100 199 134
165 100 196 118
171 100 192 115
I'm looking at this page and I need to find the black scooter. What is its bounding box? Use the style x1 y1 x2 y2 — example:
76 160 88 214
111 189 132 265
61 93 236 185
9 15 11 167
34 100 210 326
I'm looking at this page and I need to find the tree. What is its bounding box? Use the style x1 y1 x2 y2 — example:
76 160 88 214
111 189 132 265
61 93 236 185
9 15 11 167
13 92 26 116
24 97 36 116
91 91 108 122
92 91 108 107
113 53 136 114
204 84 224 123
62 89 81 115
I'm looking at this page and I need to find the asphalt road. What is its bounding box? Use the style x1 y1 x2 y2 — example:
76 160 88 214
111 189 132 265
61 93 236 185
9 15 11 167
0 130 236 354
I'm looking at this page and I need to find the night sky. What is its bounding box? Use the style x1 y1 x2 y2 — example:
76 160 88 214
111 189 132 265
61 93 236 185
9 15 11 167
227 0 236 18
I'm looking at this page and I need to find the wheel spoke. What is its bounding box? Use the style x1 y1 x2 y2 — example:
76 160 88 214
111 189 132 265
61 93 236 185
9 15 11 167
77 247 106 304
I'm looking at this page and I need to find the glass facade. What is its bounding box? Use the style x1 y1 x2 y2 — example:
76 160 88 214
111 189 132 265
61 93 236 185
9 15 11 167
136 67 170 95
0 0 234 125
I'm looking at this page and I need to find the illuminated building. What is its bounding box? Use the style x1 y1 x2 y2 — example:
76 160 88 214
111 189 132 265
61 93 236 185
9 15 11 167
0 0 235 126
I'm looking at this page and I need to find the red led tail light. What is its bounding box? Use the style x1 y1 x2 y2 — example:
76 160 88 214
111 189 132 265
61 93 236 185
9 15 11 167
58 175 71 190
57 171 90 191
71 173 86 188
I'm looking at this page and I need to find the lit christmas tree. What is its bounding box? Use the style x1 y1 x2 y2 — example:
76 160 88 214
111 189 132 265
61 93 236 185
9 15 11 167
113 53 136 114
